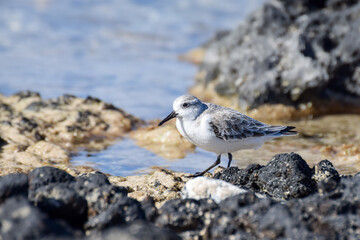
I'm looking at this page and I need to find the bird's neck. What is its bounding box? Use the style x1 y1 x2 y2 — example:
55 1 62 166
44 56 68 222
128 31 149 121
193 103 208 120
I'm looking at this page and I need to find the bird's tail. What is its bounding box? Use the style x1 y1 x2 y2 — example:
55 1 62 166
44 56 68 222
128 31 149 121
279 126 298 136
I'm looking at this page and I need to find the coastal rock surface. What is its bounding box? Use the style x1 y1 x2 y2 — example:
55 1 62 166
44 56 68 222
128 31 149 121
194 0 360 117
0 91 140 175
0 154 359 239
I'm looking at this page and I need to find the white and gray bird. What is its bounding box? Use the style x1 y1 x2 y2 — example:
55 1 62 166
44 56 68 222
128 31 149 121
158 95 297 176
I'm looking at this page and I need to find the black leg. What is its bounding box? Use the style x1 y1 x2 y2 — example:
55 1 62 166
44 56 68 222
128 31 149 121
227 153 232 168
191 154 221 177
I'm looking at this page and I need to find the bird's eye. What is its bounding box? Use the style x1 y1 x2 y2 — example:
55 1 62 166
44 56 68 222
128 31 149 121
182 103 189 108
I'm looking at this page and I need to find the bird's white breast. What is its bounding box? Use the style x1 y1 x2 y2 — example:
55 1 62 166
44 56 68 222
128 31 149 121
176 116 265 154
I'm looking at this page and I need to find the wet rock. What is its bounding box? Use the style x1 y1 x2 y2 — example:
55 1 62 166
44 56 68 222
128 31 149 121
156 198 218 239
196 0 360 115
32 183 88 228
85 196 145 231
181 177 248 203
0 196 81 239
0 173 28 203
89 221 181 240
0 92 140 176
256 153 317 199
28 166 75 199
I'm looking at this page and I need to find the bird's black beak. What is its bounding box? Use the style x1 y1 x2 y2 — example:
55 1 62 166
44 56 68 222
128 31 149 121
158 111 178 126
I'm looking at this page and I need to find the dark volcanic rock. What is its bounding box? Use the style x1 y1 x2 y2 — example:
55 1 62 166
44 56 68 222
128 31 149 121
215 153 317 199
85 196 145 231
313 159 341 193
0 196 81 239
197 0 360 111
208 174 360 240
141 196 158 222
0 173 28 203
156 198 219 239
257 153 317 199
89 221 181 240
32 183 88 228
214 164 263 192
28 167 75 199
81 184 128 217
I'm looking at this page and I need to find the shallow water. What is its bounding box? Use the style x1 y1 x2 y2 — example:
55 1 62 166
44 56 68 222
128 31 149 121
1 0 359 176
0 0 265 176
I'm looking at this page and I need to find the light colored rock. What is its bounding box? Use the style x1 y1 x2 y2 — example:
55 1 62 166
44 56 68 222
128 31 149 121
181 177 248 203
109 169 191 207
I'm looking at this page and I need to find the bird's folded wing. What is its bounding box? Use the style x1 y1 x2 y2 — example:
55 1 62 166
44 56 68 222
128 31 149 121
209 111 288 141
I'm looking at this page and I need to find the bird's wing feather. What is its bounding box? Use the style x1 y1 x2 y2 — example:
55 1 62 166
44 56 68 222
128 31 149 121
208 107 291 141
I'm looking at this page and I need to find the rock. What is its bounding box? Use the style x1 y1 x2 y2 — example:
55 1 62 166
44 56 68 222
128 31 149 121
0 92 141 176
0 196 81 239
82 184 128 217
313 159 340 182
214 153 317 199
195 0 360 116
109 169 189 207
25 141 69 163
0 173 28 203
181 177 248 203
31 183 88 228
141 196 158 222
156 198 218 239
0 137 7 149
28 166 75 199
85 196 145 231
213 164 263 192
313 160 340 193
89 221 181 240
256 153 317 199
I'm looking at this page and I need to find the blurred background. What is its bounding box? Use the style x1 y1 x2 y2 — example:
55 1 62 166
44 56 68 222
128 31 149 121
0 0 264 120
0 0 265 175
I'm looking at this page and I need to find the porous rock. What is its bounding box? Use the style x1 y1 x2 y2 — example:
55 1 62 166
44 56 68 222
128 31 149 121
0 91 140 176
181 176 248 203
28 166 75 199
156 198 219 239
0 173 28 203
109 169 189 207
214 153 317 199
89 221 180 240
84 195 145 231
256 152 317 199
31 183 88 228
196 0 360 114
0 196 81 239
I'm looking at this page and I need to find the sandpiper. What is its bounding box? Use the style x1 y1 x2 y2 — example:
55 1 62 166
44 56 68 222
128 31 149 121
159 95 297 176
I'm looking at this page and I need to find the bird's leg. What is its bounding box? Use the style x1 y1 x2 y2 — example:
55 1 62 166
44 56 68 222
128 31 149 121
227 153 232 168
191 155 221 177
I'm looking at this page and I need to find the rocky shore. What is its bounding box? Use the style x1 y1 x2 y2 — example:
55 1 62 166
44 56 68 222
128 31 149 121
1 153 359 239
191 0 360 119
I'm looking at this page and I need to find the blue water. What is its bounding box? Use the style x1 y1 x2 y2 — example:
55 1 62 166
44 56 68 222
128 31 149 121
0 0 265 176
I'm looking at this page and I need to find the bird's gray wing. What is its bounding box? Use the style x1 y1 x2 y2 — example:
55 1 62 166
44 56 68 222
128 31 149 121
209 109 292 141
